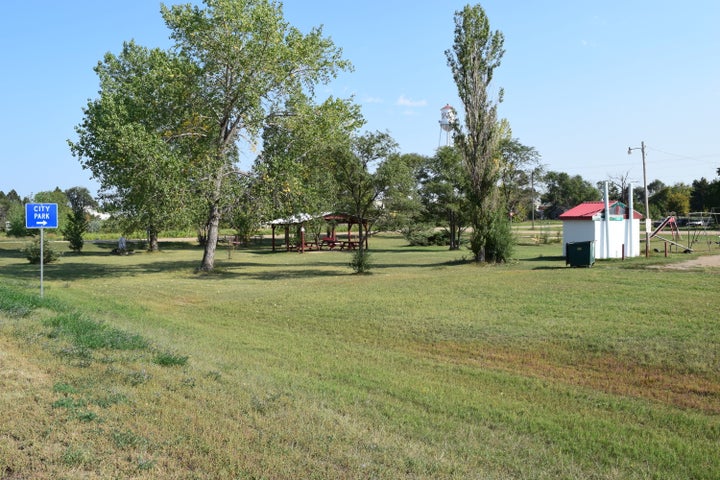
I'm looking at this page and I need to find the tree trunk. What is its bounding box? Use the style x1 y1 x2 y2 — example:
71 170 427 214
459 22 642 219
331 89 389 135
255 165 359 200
199 168 226 272
147 226 159 252
199 201 221 271
449 211 458 250
357 221 365 253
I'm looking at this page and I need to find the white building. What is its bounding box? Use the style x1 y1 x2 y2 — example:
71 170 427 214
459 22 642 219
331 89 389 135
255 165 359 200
559 201 643 259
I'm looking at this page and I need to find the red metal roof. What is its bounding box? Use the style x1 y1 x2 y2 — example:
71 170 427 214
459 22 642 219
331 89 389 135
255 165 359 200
559 201 643 220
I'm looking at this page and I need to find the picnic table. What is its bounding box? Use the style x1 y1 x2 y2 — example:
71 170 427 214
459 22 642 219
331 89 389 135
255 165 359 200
320 237 338 250
290 241 319 252
339 240 357 250
318 237 357 250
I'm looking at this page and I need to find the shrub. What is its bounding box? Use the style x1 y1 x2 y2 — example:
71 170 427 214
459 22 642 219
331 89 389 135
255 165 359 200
469 211 515 263
484 216 515 263
22 237 60 264
349 249 373 274
405 229 451 246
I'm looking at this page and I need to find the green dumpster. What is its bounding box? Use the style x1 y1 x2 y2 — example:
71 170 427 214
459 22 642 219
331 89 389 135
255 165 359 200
566 241 595 267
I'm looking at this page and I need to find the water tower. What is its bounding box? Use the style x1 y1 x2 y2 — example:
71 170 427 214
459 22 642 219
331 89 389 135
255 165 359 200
438 104 456 147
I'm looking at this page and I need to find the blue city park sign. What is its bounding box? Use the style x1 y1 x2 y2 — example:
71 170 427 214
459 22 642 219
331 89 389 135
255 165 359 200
25 203 59 229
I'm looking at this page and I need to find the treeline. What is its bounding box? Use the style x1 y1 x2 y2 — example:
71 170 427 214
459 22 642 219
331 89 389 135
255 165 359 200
3 161 718 249
541 169 720 220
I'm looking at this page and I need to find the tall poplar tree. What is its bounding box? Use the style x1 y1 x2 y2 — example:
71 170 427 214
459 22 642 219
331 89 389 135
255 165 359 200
445 4 507 262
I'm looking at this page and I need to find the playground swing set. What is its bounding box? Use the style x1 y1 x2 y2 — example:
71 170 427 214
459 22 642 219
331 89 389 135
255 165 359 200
649 212 720 254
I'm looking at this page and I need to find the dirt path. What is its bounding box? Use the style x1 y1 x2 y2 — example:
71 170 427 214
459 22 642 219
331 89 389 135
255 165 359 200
657 253 720 270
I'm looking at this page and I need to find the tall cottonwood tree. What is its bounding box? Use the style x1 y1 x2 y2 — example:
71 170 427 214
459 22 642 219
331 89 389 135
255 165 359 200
72 0 350 268
70 42 200 251
161 0 351 271
446 4 507 262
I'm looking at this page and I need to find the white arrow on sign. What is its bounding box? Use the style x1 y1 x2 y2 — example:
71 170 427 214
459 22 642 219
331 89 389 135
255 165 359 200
38 221 47 226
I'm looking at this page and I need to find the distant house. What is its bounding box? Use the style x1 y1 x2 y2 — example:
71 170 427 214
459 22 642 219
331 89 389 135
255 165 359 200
85 207 111 221
559 201 643 259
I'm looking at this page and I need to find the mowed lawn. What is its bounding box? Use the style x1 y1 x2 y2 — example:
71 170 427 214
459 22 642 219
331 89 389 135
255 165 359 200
1 233 718 479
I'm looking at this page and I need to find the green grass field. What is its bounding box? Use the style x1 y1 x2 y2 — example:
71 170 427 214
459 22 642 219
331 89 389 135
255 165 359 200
1 232 718 479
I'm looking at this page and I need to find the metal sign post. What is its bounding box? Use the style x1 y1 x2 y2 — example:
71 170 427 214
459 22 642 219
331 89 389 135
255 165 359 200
25 203 59 298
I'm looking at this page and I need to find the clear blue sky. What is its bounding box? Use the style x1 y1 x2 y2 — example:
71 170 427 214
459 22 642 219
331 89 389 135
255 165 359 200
1 1 719 199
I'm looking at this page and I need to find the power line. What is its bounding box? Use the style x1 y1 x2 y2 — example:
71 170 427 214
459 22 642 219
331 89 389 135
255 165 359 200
645 146 720 163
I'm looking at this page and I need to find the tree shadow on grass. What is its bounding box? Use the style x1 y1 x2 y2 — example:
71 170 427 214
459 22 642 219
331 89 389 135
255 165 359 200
1 242 511 283
524 255 566 262
0 247 26 260
55 259 355 282
532 266 573 270
524 255 568 270
2 240 204 277
369 246 457 254
1 258 203 282
371 259 469 270
199 267 350 281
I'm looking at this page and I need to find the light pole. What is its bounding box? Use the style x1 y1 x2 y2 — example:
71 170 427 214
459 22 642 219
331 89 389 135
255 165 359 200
628 141 649 257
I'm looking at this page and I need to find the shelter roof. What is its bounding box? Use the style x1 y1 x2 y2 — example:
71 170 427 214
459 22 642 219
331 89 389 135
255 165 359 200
559 201 643 220
266 213 322 225
265 212 366 226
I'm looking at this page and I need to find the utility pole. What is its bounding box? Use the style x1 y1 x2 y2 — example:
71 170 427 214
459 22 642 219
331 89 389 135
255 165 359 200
628 141 649 257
